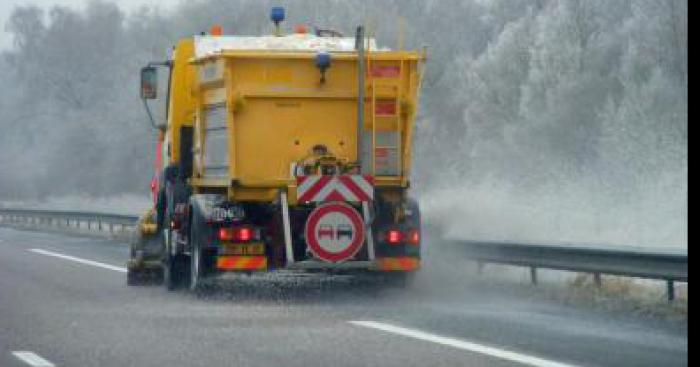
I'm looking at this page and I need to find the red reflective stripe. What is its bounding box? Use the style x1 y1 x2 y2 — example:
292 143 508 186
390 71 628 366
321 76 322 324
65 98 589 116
217 256 267 270
249 256 266 269
298 175 331 202
296 175 309 186
338 176 371 201
324 189 346 202
377 257 420 271
297 175 374 203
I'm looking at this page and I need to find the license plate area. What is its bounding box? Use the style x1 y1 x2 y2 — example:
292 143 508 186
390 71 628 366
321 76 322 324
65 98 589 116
220 243 265 256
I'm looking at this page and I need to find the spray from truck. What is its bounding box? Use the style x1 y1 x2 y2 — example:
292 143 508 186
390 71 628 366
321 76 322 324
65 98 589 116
127 7 427 290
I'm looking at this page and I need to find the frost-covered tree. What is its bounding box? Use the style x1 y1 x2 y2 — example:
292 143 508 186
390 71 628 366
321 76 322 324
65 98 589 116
0 0 688 247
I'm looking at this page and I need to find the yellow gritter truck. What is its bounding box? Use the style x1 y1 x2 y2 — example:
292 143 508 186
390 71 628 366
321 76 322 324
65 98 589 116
128 7 427 290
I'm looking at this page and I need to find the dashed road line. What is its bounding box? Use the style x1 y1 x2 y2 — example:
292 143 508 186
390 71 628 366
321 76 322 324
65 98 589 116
349 321 580 367
11 351 55 367
29 248 127 273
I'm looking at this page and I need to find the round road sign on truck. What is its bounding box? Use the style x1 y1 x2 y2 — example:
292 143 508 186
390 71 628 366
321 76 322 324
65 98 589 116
305 203 365 263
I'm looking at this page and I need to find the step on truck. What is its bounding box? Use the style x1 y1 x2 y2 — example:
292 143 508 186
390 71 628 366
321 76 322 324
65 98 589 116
127 7 427 290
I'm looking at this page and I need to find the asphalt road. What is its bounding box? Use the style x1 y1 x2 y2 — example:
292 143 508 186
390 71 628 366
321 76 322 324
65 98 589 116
0 227 687 367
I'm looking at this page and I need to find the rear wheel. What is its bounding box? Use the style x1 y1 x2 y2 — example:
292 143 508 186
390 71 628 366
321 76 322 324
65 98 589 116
189 223 214 292
164 253 190 290
128 267 164 286
127 267 145 286
163 229 190 290
190 244 204 291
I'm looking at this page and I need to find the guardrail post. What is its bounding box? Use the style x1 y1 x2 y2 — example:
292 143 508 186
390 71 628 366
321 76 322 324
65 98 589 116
667 280 675 302
530 267 538 285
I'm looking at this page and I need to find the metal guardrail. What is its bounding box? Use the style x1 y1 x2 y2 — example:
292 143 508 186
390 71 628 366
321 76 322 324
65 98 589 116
445 240 688 301
0 208 139 236
0 208 687 301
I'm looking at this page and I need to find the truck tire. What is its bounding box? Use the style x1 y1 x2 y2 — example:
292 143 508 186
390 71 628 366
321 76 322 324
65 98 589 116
127 267 144 286
163 229 190 290
189 217 215 292
164 253 190 290
190 242 205 291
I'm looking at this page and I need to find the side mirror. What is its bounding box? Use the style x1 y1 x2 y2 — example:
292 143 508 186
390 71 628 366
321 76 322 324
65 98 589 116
140 66 158 99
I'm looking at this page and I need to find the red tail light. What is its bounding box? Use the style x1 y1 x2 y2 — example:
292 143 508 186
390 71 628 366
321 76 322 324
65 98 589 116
238 227 252 242
385 229 420 245
407 229 420 245
219 228 235 241
387 230 402 245
219 227 255 242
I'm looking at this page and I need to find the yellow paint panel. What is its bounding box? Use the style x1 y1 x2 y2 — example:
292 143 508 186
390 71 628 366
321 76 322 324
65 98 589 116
191 51 424 201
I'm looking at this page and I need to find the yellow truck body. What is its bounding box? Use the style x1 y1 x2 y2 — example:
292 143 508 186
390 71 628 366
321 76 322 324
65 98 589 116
165 38 425 204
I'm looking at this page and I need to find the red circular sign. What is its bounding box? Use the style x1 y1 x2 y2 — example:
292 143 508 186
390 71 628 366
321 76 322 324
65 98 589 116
305 202 365 263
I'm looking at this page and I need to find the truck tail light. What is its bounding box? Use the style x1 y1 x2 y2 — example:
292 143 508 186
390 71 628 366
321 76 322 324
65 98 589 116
219 227 256 242
387 230 402 245
385 229 420 245
238 227 252 242
219 228 234 241
406 229 420 245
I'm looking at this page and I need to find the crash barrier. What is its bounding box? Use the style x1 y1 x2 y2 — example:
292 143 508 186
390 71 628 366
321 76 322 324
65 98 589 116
446 240 688 302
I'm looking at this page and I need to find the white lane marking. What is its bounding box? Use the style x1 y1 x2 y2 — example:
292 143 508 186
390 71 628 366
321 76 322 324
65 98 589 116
349 321 580 367
12 351 55 367
29 248 127 273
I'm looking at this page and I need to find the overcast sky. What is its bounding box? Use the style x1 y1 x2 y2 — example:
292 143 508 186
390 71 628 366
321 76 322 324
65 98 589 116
0 0 181 50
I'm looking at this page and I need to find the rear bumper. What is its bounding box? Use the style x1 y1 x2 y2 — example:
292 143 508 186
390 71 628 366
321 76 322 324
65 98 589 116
217 256 268 271
216 257 420 272
375 257 420 271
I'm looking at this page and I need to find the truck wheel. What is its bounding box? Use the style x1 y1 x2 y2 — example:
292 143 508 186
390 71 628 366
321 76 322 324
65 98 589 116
189 224 213 292
190 244 204 291
163 229 190 290
127 267 144 286
164 253 190 290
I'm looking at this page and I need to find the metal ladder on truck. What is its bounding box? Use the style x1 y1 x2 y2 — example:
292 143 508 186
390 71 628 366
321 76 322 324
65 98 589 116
368 54 404 178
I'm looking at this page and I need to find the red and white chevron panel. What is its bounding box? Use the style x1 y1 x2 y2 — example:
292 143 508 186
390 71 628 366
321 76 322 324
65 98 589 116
296 175 374 203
